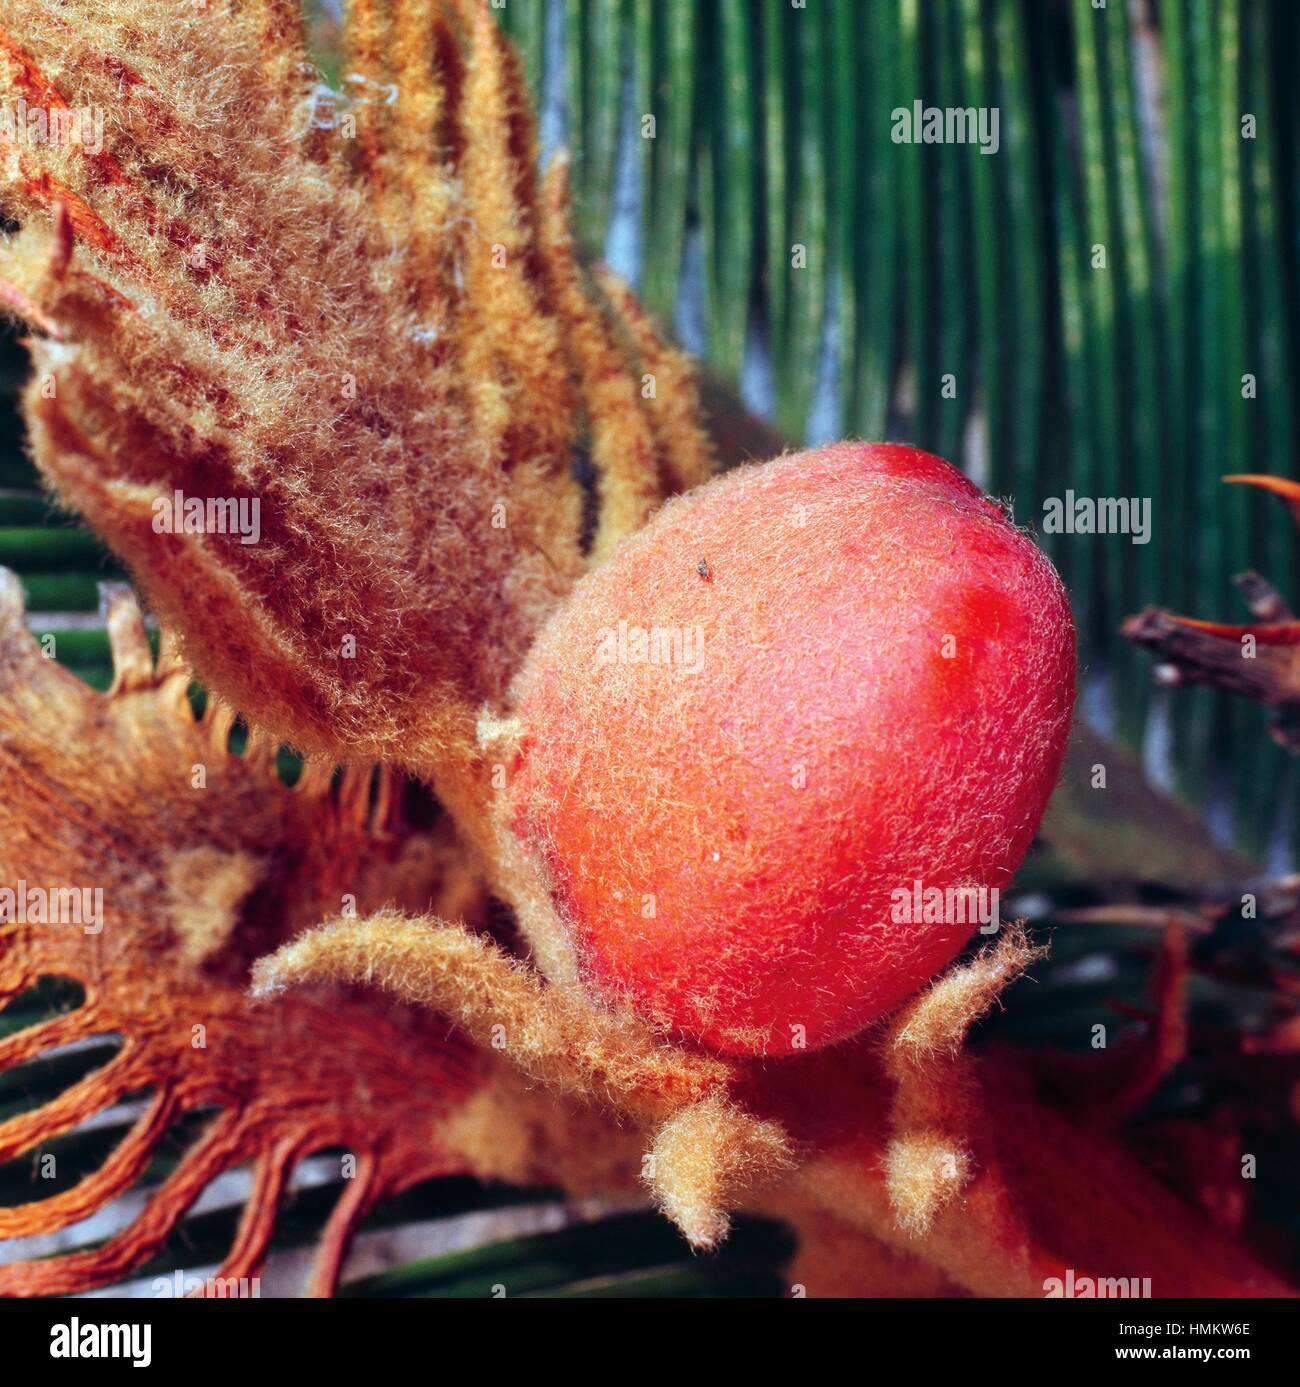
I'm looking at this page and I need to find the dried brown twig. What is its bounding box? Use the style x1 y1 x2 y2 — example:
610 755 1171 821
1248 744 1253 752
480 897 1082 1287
1124 475 1300 748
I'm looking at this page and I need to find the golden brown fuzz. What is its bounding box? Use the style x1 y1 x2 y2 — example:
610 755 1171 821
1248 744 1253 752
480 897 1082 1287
0 577 492 1294
251 912 795 1247
648 1094 795 1251
880 926 1043 1234
250 910 733 1124
0 0 711 838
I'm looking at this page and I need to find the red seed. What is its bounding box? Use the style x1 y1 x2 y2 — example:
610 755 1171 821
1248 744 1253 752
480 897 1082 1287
508 444 1076 1056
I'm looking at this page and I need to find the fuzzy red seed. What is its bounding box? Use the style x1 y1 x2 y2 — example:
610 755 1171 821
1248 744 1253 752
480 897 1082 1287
508 444 1076 1057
